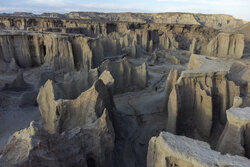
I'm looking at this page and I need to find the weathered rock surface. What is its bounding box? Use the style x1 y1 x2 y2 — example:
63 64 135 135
19 90 38 107
0 77 116 167
0 19 245 59
99 70 115 89
2 70 32 91
216 107 250 158
205 33 244 58
0 32 93 71
228 61 250 96
58 68 99 99
0 12 249 167
0 110 114 167
99 58 147 93
37 78 115 134
165 54 240 143
1 12 245 31
234 22 250 55
147 132 250 167
164 69 179 113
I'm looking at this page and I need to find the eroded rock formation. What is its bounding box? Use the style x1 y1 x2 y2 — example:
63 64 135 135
0 12 245 31
165 54 240 143
2 70 32 91
99 58 147 93
0 18 245 60
0 12 250 167
147 132 250 167
1 111 114 167
216 107 250 158
37 78 115 134
0 77 116 167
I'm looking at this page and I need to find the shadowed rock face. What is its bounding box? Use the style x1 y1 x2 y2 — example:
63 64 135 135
216 107 250 158
2 70 32 91
99 58 147 93
164 54 240 144
0 32 98 71
1 111 114 167
147 132 250 167
37 78 115 134
0 77 116 167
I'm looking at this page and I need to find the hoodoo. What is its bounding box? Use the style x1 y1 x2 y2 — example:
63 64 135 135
0 10 250 167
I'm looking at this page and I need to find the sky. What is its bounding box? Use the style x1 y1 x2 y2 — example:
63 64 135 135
0 0 249 21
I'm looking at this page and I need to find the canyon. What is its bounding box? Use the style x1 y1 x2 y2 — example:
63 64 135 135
0 12 250 167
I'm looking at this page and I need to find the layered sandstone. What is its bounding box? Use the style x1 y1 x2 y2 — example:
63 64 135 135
147 132 250 167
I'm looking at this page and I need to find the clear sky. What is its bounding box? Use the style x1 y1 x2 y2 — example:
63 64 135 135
0 0 249 21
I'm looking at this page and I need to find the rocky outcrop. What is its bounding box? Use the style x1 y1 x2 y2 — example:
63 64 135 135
147 132 250 167
2 12 244 31
204 33 244 58
19 90 38 107
99 70 115 89
0 77 116 167
37 78 115 134
164 69 179 113
165 54 240 142
0 19 245 59
0 32 101 71
2 70 32 91
216 107 250 158
99 58 147 93
58 68 98 99
228 61 250 96
0 110 114 167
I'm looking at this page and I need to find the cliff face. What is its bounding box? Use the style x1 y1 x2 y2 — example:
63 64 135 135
164 55 240 143
0 17 245 58
216 107 250 158
204 33 245 58
37 12 245 31
0 32 113 72
1 111 114 167
99 58 147 93
1 76 116 167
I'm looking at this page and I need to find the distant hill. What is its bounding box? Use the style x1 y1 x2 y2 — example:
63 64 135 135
0 12 245 31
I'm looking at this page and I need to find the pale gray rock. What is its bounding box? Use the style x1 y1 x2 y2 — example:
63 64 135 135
164 54 240 142
217 107 250 158
99 58 147 93
147 132 250 167
0 109 114 167
2 70 32 91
